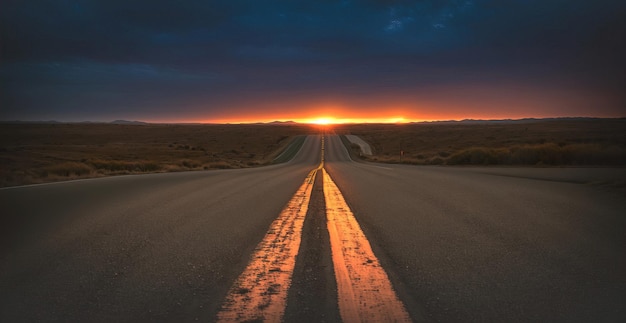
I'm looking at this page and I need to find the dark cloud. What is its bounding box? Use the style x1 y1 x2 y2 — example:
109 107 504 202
1 0 624 121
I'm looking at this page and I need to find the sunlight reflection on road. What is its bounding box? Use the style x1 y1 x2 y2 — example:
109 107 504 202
217 169 317 322
323 169 411 323
218 135 410 322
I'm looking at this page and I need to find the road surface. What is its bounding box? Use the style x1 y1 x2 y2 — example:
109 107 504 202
324 134 626 322
1 134 625 322
0 137 321 322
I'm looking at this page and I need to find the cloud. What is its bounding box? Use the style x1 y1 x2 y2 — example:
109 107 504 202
1 0 625 121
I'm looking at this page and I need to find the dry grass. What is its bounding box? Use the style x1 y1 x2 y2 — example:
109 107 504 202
3 119 624 187
334 118 626 166
0 123 316 187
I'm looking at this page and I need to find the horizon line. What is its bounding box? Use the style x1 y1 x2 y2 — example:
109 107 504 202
1 116 625 125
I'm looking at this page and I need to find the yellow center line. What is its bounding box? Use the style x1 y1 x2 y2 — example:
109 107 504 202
323 168 412 323
217 137 323 322
217 168 317 322
218 135 410 322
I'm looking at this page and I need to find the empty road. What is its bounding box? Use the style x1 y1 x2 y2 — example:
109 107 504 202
2 134 625 322
324 134 626 322
1 137 321 322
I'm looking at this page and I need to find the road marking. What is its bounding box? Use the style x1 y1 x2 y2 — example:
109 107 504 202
219 136 409 322
323 169 411 322
217 168 318 322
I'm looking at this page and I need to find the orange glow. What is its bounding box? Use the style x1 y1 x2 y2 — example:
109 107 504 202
323 169 411 322
195 115 416 125
217 167 318 322
302 116 409 124
311 117 334 125
132 72 626 124
145 84 615 124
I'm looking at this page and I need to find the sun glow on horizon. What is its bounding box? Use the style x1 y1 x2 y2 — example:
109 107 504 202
195 115 417 125
311 117 334 125
190 102 431 124
301 116 410 125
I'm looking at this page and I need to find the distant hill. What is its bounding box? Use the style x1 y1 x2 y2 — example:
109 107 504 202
411 117 608 125
110 120 148 125
268 120 297 124
247 121 298 125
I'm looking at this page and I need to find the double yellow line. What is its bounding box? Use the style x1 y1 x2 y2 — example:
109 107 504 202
308 135 325 184
218 135 410 322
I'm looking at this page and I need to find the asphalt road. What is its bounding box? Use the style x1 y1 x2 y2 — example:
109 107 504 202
0 136 321 322
2 133 625 322
324 134 626 322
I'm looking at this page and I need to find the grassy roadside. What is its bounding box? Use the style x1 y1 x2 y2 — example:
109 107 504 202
3 119 624 188
0 123 316 187
334 118 626 166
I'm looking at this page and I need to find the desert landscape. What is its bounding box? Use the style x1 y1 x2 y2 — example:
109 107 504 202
3 129 625 322
2 1 625 321
335 118 626 166
0 123 315 187
2 118 624 188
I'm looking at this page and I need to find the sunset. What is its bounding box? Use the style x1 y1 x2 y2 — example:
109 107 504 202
2 1 626 322
1 1 625 123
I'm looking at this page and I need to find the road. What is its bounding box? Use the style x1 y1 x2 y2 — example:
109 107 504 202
2 134 625 322
0 137 321 322
324 134 626 322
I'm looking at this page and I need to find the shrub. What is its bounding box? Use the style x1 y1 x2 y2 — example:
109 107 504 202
180 159 201 168
41 162 93 177
446 143 626 166
447 148 498 165
210 161 234 169
430 157 444 165
89 159 161 172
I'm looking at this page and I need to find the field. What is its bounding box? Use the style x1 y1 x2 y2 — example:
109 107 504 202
0 123 316 187
334 118 626 166
2 119 625 188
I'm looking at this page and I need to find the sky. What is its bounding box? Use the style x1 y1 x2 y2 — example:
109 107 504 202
1 0 625 123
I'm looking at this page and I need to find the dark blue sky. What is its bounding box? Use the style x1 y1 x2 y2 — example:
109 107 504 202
1 0 624 122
